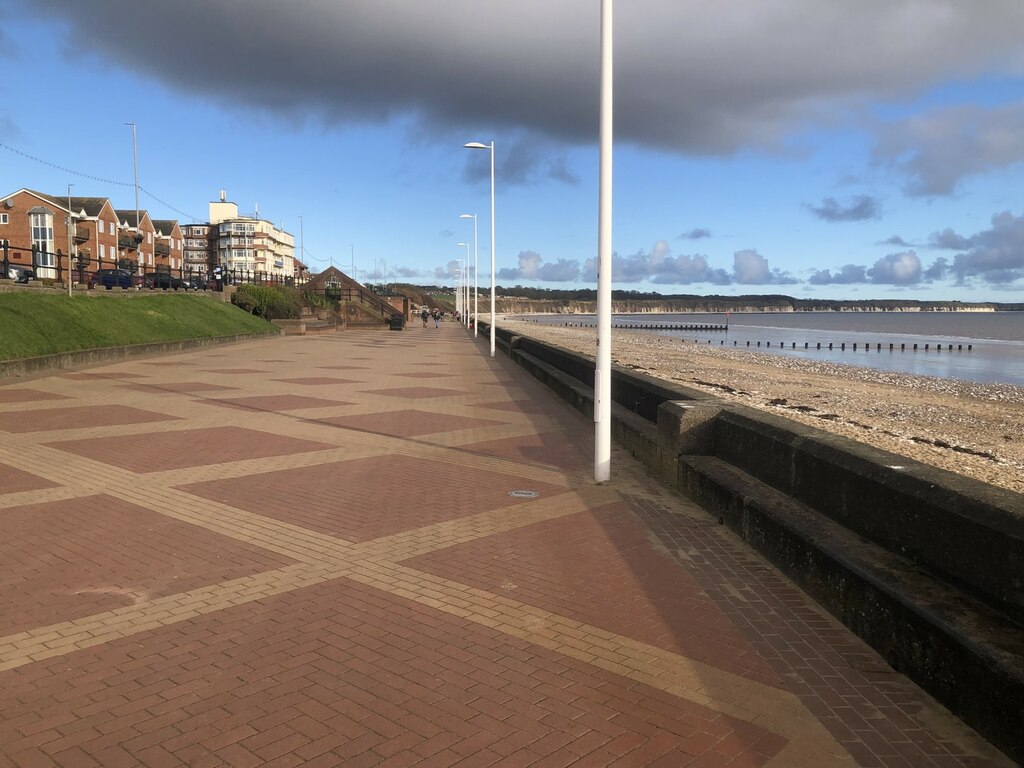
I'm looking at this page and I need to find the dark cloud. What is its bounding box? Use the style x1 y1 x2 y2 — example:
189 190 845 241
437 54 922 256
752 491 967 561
395 266 420 278
928 227 971 250
879 235 913 247
807 195 880 222
434 260 460 280
732 249 797 285
874 103 1024 196
438 229 453 238
949 210 1024 284
807 264 867 285
29 0 1024 168
678 228 711 240
923 257 948 281
462 138 578 187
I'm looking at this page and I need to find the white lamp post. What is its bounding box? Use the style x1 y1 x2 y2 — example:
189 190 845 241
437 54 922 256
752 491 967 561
458 242 471 327
463 141 495 356
595 0 614 482
456 259 463 319
66 183 74 297
459 213 478 337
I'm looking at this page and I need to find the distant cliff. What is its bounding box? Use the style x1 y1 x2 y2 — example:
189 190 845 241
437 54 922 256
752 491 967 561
493 297 1003 314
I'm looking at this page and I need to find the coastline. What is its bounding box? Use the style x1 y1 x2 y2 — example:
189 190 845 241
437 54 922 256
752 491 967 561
498 317 1024 496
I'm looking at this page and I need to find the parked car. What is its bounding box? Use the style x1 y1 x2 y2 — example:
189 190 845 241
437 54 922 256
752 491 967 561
143 272 186 291
6 264 34 283
89 268 134 290
185 275 208 291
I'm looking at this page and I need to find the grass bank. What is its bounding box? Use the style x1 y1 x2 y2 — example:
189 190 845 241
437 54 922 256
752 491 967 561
0 292 276 361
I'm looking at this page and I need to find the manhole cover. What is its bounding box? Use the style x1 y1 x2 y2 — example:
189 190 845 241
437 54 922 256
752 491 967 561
508 490 540 498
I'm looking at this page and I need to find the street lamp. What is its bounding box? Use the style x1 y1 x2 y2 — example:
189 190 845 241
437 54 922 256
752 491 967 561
460 213 478 337
595 0 614 482
66 183 74 297
457 242 471 327
463 141 495 356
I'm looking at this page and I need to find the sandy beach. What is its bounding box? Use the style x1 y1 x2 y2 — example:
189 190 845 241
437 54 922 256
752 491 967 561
498 317 1024 496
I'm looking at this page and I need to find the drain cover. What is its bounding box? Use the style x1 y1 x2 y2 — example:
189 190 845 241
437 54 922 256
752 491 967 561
508 489 540 498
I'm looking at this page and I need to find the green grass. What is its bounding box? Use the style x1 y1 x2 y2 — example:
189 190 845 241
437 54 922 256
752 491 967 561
0 292 276 361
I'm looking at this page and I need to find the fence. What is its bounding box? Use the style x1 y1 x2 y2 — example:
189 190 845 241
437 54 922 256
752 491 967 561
0 240 309 290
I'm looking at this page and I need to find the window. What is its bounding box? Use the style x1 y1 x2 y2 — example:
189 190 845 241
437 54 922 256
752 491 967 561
99 244 106 260
97 220 104 234
0 213 8 225
30 211 55 267
147 232 152 244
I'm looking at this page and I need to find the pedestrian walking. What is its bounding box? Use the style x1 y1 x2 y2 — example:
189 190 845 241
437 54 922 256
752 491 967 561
421 308 429 327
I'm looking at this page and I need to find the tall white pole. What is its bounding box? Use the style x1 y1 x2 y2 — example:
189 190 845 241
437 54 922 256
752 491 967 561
472 214 479 337
463 142 496 355
66 184 73 297
488 143 496 356
595 0 613 482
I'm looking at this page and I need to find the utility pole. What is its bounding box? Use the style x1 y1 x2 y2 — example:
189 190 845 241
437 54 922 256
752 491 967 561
66 183 74 297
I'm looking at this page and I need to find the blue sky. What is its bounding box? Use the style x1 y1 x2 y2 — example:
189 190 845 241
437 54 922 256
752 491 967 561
2 1 1024 301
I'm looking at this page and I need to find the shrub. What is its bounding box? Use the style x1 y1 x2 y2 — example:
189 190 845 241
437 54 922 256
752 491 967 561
232 284 300 320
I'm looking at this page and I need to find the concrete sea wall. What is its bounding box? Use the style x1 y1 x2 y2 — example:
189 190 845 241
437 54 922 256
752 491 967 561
480 321 1024 764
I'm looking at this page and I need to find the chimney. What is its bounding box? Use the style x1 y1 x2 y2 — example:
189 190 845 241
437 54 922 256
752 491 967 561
219 189 227 202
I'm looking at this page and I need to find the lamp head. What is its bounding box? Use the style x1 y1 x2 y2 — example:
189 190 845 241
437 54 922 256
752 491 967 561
459 214 474 219
463 142 489 150
457 242 468 247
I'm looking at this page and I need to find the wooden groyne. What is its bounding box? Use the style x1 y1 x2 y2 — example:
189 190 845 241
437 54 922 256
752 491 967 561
556 321 729 331
693 340 973 352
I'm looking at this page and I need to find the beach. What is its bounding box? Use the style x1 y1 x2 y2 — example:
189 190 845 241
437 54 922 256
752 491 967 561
498 317 1024 495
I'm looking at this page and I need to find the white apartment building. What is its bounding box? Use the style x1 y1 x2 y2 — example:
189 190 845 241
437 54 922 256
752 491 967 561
208 193 295 279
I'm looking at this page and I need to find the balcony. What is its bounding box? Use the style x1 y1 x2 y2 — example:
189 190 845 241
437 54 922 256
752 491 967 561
118 237 139 251
74 225 89 244
154 242 171 257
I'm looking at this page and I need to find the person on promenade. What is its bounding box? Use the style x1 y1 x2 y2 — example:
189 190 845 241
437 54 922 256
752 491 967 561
432 308 441 328
421 308 429 327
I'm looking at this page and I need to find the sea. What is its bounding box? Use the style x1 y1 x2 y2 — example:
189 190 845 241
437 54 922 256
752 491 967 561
515 311 1024 387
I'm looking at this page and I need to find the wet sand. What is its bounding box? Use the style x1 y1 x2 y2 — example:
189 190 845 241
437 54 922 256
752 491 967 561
499 317 1024 496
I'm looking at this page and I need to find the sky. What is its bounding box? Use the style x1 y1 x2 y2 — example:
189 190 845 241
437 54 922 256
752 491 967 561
2 1 1024 302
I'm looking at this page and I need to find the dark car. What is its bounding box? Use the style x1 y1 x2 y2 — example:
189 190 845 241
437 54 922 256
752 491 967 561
185 275 208 290
89 268 134 290
143 272 186 291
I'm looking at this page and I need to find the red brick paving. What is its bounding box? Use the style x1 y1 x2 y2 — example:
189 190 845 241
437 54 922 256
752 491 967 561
365 386 469 399
0 578 784 768
178 454 569 542
462 432 589 470
314 408 506 438
0 388 69 404
45 426 334 473
0 461 59 494
404 502 784 689
125 382 237 394
0 494 294 635
272 377 360 385
0 326 1012 767
0 405 180 433
202 395 351 412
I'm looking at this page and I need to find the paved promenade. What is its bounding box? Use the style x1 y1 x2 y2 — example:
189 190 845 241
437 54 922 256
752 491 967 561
0 322 1011 767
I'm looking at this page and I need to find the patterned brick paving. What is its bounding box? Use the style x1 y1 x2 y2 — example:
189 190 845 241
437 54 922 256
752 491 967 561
203 394 352 412
179 454 570 542
0 325 1012 767
0 461 58 493
45 426 334 472
315 408 505 438
0 388 69 404
0 405 179 433
0 495 294 635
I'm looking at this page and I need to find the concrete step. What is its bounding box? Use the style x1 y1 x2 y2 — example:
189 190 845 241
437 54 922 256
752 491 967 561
679 453 1024 764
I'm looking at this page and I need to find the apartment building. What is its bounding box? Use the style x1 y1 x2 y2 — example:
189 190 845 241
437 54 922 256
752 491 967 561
152 220 184 273
208 194 295 279
182 223 214 275
114 210 157 272
0 189 125 279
